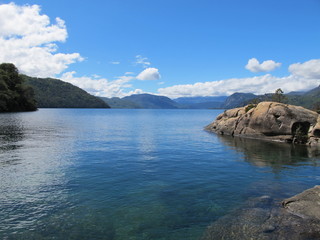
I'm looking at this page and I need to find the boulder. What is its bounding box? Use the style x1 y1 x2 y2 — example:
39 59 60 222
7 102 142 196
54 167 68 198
201 186 320 240
205 102 320 145
282 185 320 220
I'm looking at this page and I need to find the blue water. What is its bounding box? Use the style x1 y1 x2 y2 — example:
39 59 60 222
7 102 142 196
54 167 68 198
0 109 319 239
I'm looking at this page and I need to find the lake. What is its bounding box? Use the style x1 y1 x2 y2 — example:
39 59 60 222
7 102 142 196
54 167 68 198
0 109 319 240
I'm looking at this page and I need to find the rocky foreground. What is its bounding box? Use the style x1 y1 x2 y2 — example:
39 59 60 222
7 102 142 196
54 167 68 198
205 102 320 146
204 103 320 239
201 186 320 240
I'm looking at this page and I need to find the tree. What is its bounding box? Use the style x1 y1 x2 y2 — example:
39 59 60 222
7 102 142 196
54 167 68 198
272 88 287 103
0 63 37 112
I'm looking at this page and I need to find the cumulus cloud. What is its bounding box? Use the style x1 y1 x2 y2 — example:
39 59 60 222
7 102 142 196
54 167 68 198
63 68 161 97
245 58 281 73
289 59 320 79
0 3 82 77
158 59 320 98
126 89 144 95
61 72 137 98
135 55 151 68
136 68 161 81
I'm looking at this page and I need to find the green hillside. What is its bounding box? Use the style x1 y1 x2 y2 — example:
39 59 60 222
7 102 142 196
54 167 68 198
298 86 320 110
0 63 37 112
24 76 110 108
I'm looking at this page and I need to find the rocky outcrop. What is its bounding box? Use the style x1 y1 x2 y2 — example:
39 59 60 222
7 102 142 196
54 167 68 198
282 185 320 220
202 186 320 240
205 102 320 145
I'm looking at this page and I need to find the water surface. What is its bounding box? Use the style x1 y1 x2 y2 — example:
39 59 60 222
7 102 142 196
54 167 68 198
0 109 319 239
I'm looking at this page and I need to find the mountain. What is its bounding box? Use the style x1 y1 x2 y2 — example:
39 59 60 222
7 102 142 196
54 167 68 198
304 85 320 97
287 91 305 96
179 101 224 109
293 85 320 109
122 94 179 109
24 76 110 108
174 96 227 109
100 97 141 108
219 86 320 111
174 96 228 104
101 94 228 109
222 93 257 109
100 85 320 110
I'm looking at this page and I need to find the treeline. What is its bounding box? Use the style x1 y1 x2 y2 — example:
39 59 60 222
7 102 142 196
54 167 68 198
0 63 37 112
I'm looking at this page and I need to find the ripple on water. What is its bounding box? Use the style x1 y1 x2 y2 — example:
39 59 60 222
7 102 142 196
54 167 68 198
0 109 319 239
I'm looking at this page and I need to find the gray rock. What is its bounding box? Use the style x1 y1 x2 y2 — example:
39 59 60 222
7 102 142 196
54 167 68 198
282 185 320 220
205 102 320 145
201 186 320 240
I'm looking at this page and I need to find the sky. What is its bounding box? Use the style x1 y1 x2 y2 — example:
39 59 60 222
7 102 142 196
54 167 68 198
0 0 320 98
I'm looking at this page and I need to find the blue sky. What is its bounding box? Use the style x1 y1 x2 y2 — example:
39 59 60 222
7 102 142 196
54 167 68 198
0 0 320 98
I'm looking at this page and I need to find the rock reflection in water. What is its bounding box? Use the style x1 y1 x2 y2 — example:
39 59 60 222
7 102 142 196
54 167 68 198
202 134 320 240
216 134 320 168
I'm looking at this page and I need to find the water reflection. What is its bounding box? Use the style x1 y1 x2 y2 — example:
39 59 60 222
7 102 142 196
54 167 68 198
0 111 74 237
216 134 320 168
0 114 25 153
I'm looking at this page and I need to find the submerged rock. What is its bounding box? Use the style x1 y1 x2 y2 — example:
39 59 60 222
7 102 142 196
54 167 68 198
201 186 320 240
282 185 320 220
205 102 320 145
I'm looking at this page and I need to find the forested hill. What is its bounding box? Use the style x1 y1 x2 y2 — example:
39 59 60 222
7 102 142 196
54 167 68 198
0 63 37 112
24 76 110 108
122 94 179 109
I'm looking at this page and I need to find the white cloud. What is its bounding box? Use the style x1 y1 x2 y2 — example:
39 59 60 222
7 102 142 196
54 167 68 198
61 71 140 98
245 58 281 73
126 89 144 95
0 3 82 77
158 59 320 98
135 55 151 68
289 59 320 79
92 74 101 79
61 68 161 97
110 61 120 64
136 68 161 80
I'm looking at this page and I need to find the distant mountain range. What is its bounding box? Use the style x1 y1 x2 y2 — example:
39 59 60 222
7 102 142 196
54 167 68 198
222 93 257 109
101 86 320 111
100 94 179 109
174 96 227 109
23 73 320 111
101 94 228 109
123 94 180 109
287 86 320 109
219 86 320 110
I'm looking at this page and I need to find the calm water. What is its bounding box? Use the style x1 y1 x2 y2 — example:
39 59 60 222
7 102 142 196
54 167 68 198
0 109 319 240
